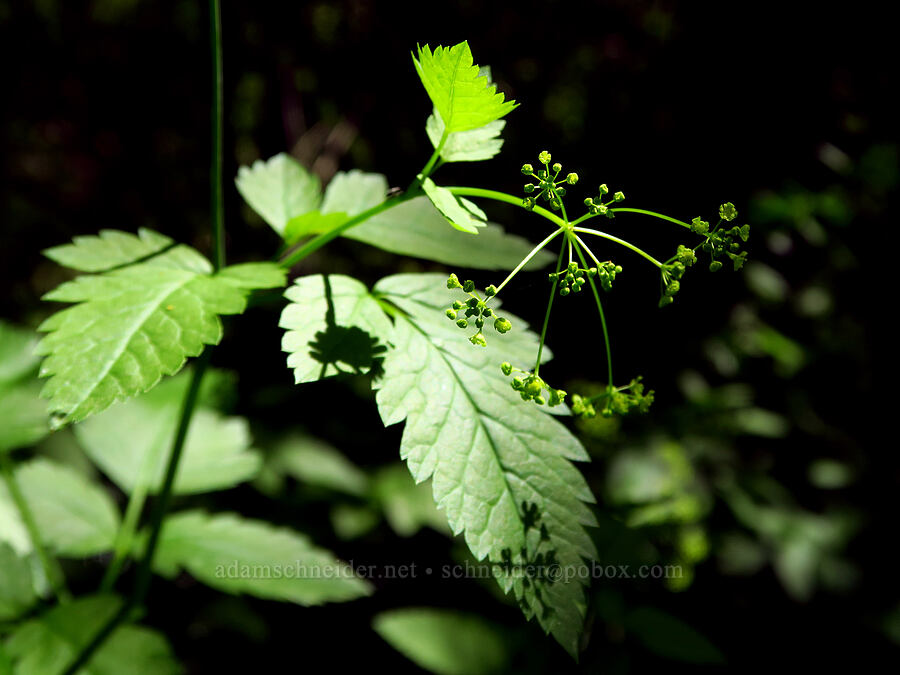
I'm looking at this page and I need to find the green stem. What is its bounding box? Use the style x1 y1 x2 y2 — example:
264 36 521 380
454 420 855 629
63 353 212 675
446 187 567 228
99 463 152 592
419 131 447 179
608 207 692 230
493 228 563 296
534 244 566 376
569 233 614 386
210 0 224 271
0 452 70 603
279 193 412 269
63 4 225 671
572 227 663 267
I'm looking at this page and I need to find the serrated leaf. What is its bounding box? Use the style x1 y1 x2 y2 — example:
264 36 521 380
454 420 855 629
0 459 119 557
413 42 517 134
37 256 268 423
426 109 505 163
3 594 180 675
0 383 49 454
280 274 393 383
151 510 372 605
0 543 37 622
235 153 321 235
322 172 550 270
42 228 174 273
374 608 510 675
421 177 485 233
373 273 597 656
74 372 261 495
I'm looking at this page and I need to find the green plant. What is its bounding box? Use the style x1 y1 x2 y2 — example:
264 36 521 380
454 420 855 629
0 18 749 673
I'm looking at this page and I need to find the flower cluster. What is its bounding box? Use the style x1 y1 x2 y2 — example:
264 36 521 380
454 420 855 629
690 203 750 272
583 184 625 218
550 260 622 296
570 377 655 419
446 274 511 347
521 151 578 212
500 362 566 407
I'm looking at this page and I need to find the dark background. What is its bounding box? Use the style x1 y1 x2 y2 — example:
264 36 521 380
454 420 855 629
1 0 895 672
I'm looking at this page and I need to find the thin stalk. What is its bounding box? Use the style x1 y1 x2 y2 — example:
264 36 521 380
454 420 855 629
63 353 212 675
492 228 563 296
573 227 663 268
568 232 614 386
279 193 412 269
62 3 225 671
99 460 153 592
534 244 566 376
0 452 70 603
608 207 692 230
446 187 567 228
419 131 447 179
210 0 224 271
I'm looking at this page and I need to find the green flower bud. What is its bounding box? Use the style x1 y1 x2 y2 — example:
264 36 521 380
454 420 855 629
525 380 543 397
709 260 723 272
447 273 462 289
452 300 465 310
566 173 579 185
560 287 570 296
500 362 513 376
523 197 535 211
511 377 524 390
521 164 534 175
446 309 457 320
556 187 566 196
598 184 609 195
463 279 475 293
719 202 738 221
588 267 598 277
494 317 512 334
567 262 578 274
584 197 594 207
665 280 680 296
551 162 562 174
465 307 477 317
469 332 487 347
534 396 546 406
485 285 498 297
538 151 552 165
524 183 535 193
475 317 484 329
659 295 674 308
691 217 709 235
456 318 468 328
483 307 494 317
613 191 625 202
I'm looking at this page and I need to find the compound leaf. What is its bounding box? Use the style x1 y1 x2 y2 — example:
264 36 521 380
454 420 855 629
3 594 179 675
373 273 597 656
38 248 277 423
373 608 510 675
0 321 49 453
152 510 372 605
280 274 392 383
235 153 321 235
413 42 517 134
74 372 262 496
